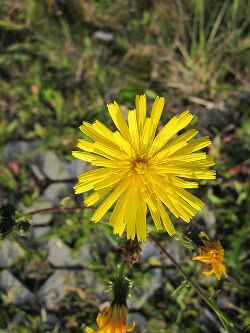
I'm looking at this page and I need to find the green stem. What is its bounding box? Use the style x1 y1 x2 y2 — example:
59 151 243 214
118 261 126 279
149 233 238 333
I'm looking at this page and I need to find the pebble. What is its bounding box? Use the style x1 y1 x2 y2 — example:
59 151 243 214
0 270 34 305
93 31 114 42
35 150 85 181
38 270 75 310
140 240 161 264
128 268 162 309
0 240 25 268
128 312 148 330
23 200 53 226
43 182 72 205
47 237 78 267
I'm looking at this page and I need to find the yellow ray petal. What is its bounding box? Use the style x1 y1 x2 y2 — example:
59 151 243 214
109 190 128 228
149 96 165 140
84 188 111 206
91 178 131 222
128 109 139 151
94 142 129 160
74 169 123 194
92 120 117 142
174 187 204 211
169 176 198 188
124 187 139 240
146 175 180 217
107 102 131 141
113 131 133 156
156 200 175 236
167 152 207 162
136 199 147 241
135 94 146 134
153 129 198 162
72 151 96 163
77 139 95 152
148 205 163 230
140 117 153 155
173 136 211 155
148 110 194 157
94 169 129 190
77 168 110 182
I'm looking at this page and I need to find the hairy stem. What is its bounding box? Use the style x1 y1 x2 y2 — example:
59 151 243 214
149 233 238 333
25 205 93 217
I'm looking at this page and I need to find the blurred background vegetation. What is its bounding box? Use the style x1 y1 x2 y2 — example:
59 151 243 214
0 0 249 332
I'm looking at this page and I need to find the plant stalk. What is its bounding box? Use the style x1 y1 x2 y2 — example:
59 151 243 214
149 233 239 333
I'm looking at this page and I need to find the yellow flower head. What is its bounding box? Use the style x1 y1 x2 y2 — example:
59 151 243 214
193 234 228 280
86 304 135 333
73 95 215 241
86 275 135 333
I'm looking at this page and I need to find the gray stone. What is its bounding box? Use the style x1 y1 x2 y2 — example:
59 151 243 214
140 241 161 263
78 241 93 264
38 270 75 310
30 163 46 181
43 182 72 205
0 141 36 162
23 200 53 225
202 206 216 238
32 226 50 241
128 268 162 309
81 270 106 301
93 31 114 42
36 150 86 181
128 312 147 330
0 270 34 305
162 239 180 267
47 237 77 267
43 314 60 328
0 240 25 268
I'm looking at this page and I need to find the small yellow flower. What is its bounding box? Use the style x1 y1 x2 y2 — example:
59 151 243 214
73 95 215 241
86 304 135 333
193 234 228 280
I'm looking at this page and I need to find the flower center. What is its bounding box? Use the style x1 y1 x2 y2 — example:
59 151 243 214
134 161 148 174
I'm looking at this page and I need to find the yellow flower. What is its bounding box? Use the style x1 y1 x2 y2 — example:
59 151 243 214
86 304 135 333
193 234 228 280
73 95 215 241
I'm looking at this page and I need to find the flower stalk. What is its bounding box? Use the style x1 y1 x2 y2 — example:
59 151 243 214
149 233 238 333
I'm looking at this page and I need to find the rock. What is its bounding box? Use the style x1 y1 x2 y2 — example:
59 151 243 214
30 163 46 181
140 241 161 264
36 150 85 181
38 270 75 310
81 270 106 302
32 226 50 241
42 314 60 330
42 182 72 205
128 268 162 309
47 238 77 267
0 141 36 162
128 312 147 330
0 270 34 305
0 240 25 268
202 206 216 238
23 200 53 226
93 31 114 42
78 241 93 264
162 239 180 267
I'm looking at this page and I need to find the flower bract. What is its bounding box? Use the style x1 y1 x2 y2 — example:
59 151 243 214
73 95 215 241
193 234 228 280
86 304 135 333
